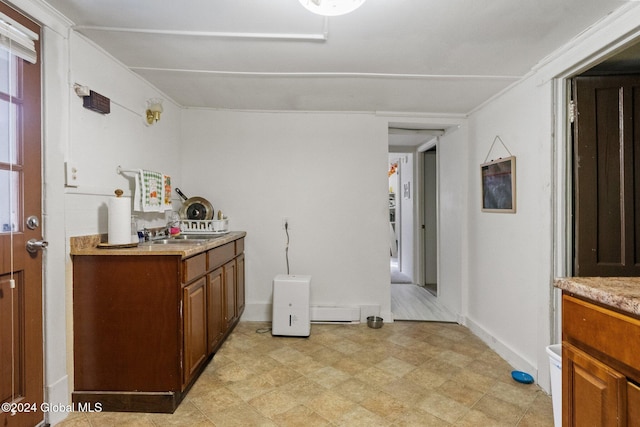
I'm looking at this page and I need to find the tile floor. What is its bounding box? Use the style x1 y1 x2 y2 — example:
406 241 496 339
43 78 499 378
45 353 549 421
57 321 554 426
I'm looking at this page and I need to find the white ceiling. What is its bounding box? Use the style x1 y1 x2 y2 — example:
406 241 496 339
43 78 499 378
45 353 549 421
41 0 631 117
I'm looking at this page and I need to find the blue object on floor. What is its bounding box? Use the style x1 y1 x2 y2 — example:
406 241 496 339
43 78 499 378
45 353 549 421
511 370 534 384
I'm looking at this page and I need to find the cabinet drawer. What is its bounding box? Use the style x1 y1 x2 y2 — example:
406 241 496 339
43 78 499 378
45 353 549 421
208 242 235 271
563 294 640 371
183 253 206 284
235 238 244 254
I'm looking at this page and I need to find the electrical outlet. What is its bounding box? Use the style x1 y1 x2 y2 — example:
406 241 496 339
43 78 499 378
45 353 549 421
282 217 291 230
65 161 79 187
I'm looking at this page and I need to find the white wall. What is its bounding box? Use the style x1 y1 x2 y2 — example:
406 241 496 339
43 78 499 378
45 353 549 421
14 1 185 422
459 3 640 394
180 109 392 321
464 76 554 388
63 33 183 235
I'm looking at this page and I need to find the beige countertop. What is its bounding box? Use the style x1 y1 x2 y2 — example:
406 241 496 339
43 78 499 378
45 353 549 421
70 231 246 258
555 277 640 317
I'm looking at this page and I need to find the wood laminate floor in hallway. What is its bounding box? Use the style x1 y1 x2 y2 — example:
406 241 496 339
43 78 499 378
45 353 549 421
390 260 457 322
391 283 457 322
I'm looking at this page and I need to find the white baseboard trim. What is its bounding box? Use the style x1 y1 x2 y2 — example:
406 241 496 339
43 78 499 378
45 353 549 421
310 306 360 323
44 374 69 426
241 303 384 324
241 303 272 321
359 304 382 323
464 317 539 383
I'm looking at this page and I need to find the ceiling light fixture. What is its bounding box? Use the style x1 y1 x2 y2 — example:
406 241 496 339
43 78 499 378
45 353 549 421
146 98 163 125
298 0 367 17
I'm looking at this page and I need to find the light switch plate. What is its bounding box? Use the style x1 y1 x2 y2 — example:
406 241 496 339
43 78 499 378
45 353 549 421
65 161 79 187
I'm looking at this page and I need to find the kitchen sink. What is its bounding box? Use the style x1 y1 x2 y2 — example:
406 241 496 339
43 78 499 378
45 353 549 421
142 233 228 245
147 238 207 245
172 234 226 240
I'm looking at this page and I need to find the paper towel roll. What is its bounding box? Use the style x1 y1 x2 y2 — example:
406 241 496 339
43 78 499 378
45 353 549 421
108 192 132 245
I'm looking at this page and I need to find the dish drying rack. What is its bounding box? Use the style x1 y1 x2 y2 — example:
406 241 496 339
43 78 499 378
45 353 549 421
179 219 229 235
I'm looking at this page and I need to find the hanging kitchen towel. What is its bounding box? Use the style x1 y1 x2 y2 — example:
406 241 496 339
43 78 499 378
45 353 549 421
133 169 164 212
162 174 172 211
144 169 164 212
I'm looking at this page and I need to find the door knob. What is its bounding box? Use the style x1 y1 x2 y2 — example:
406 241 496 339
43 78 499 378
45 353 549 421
26 239 48 254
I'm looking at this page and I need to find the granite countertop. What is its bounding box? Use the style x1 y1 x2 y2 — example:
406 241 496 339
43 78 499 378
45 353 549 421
70 231 246 258
555 277 640 317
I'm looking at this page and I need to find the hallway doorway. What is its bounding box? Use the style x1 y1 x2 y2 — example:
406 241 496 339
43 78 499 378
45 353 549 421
388 128 454 322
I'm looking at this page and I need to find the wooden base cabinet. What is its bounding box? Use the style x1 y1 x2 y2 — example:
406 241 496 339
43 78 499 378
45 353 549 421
563 342 626 426
72 237 245 413
183 276 208 386
207 267 225 354
237 253 245 315
562 293 640 426
224 259 237 328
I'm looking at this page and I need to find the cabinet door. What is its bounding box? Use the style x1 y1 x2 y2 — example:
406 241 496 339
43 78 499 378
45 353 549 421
183 277 208 386
563 342 627 426
236 253 245 316
207 267 225 353
629 381 640 427
224 259 237 327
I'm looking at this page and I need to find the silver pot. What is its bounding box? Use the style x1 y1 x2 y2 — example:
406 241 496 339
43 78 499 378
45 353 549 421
175 188 214 220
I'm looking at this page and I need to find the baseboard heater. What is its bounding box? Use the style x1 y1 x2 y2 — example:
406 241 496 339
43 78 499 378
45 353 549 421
310 306 360 324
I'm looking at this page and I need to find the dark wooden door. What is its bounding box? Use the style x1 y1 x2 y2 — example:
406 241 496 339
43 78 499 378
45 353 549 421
0 2 43 426
573 75 640 276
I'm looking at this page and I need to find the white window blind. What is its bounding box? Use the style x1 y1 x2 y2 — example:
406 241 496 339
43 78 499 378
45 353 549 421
0 12 38 64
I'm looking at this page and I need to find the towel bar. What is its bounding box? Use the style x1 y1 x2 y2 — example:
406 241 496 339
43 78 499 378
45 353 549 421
116 165 138 175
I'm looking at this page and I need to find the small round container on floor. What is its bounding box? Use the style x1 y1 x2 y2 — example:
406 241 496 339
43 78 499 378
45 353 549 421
367 316 384 329
511 370 534 384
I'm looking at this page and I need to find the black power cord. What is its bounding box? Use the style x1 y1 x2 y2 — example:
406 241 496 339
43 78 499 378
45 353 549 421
285 221 290 275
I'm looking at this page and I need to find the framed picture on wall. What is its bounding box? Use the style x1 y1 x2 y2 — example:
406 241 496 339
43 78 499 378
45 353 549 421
481 156 516 213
